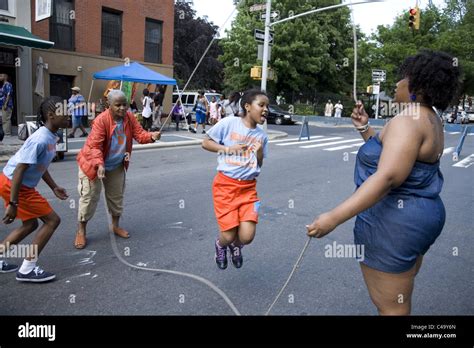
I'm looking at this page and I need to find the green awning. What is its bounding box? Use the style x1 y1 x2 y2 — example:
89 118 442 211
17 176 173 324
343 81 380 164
0 23 54 49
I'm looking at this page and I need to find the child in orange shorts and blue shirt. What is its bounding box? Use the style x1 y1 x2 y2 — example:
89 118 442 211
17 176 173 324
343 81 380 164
0 97 69 282
203 89 269 270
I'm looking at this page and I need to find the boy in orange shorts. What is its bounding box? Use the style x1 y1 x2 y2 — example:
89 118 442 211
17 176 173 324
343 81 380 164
202 89 269 269
0 96 68 282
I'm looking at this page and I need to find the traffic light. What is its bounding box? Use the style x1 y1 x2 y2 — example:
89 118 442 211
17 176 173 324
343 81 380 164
409 7 420 30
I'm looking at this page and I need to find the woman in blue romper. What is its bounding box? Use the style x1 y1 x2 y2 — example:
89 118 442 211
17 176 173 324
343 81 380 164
306 51 461 315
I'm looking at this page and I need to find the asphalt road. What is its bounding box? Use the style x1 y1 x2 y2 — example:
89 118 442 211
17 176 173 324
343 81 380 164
0 123 472 316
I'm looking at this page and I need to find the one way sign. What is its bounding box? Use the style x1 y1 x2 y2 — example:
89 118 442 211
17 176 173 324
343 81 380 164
254 29 274 45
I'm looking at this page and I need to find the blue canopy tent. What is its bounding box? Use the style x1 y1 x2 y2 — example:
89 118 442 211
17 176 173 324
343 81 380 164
89 62 176 102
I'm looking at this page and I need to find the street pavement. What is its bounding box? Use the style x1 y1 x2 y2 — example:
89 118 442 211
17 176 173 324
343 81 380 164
0 123 472 315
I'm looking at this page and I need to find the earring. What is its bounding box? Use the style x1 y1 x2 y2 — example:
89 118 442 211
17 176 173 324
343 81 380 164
410 94 417 102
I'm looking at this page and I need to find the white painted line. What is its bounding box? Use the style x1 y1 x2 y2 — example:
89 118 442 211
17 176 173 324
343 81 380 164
324 143 364 151
442 147 455 156
161 134 198 141
449 132 461 135
351 151 359 154
301 139 361 149
453 154 474 168
277 137 342 146
269 137 306 143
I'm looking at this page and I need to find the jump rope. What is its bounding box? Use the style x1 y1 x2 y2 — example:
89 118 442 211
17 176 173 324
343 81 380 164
101 0 371 315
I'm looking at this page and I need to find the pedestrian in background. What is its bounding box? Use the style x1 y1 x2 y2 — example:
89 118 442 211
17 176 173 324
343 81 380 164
0 74 14 136
324 99 334 117
306 50 461 315
202 89 269 270
141 88 153 131
67 87 88 138
74 90 161 249
334 100 343 118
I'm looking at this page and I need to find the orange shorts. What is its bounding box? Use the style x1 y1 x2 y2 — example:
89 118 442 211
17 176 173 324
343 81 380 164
0 174 53 221
212 172 260 232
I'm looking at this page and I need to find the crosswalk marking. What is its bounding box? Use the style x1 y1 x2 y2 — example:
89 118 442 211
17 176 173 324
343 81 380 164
269 137 312 143
276 137 341 146
301 139 362 149
443 147 455 156
453 154 474 168
324 143 365 151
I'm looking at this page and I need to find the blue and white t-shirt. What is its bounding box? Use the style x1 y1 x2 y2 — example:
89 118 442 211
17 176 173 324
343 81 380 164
105 120 127 171
3 127 57 188
68 94 87 117
206 117 268 180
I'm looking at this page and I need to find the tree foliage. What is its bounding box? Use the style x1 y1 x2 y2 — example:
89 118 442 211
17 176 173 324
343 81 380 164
174 1 224 91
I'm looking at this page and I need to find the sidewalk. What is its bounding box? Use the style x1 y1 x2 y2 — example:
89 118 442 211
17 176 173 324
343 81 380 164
0 126 288 162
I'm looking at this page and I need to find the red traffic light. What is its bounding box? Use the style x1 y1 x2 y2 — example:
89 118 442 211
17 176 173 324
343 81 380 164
409 8 417 16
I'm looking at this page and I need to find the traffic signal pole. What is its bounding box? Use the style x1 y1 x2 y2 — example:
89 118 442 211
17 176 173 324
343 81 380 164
261 0 272 93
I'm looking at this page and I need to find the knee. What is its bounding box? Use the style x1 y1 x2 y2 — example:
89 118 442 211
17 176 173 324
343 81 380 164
45 213 61 229
220 233 236 245
239 235 255 245
29 219 39 231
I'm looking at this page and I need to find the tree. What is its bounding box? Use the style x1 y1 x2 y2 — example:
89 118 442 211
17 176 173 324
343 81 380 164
174 1 224 91
220 0 355 102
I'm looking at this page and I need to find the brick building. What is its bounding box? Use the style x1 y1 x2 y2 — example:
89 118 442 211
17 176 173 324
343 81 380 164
30 0 175 114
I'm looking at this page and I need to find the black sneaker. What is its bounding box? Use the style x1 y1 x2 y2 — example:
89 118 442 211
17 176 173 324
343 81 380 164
67 134 75 138
16 266 56 283
214 240 228 270
229 243 243 268
0 261 19 273
80 132 88 137
189 128 196 134
202 130 206 134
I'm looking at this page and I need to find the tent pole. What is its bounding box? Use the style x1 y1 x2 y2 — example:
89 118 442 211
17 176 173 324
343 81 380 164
120 81 123 91
87 80 95 103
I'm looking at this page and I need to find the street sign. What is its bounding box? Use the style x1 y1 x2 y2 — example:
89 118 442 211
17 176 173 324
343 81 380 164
372 69 386 82
372 84 380 95
254 29 274 44
249 4 267 12
257 44 271 61
260 11 279 20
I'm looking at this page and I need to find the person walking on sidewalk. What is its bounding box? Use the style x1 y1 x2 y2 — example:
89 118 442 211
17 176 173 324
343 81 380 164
306 50 461 315
74 90 161 249
202 89 269 270
141 89 153 131
0 96 69 282
193 91 209 134
334 100 343 118
0 74 14 136
67 87 88 138
324 99 334 117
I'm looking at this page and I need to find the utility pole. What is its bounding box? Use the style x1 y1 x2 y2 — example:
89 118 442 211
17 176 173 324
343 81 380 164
260 0 272 93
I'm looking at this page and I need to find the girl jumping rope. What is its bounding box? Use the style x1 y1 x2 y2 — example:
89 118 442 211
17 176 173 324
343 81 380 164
202 89 269 270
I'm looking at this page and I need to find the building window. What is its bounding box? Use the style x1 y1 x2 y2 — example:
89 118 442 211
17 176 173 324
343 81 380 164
50 0 75 51
101 9 122 58
145 19 162 64
0 0 8 11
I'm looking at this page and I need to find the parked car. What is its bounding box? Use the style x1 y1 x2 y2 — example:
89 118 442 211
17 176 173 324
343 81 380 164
467 111 474 122
446 109 469 124
267 104 294 125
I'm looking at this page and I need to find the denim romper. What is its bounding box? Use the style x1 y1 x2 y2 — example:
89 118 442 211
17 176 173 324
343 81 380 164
354 134 445 273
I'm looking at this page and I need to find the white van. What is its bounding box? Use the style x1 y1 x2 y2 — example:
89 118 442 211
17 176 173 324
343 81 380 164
172 91 222 121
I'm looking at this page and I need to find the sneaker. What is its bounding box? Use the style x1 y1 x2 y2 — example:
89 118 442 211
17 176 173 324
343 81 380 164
80 132 88 137
0 261 19 273
67 134 75 138
202 130 206 134
229 243 243 269
214 240 228 270
189 128 196 134
16 266 56 283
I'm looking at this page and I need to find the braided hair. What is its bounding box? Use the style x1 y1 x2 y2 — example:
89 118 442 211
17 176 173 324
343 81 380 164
37 96 63 127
